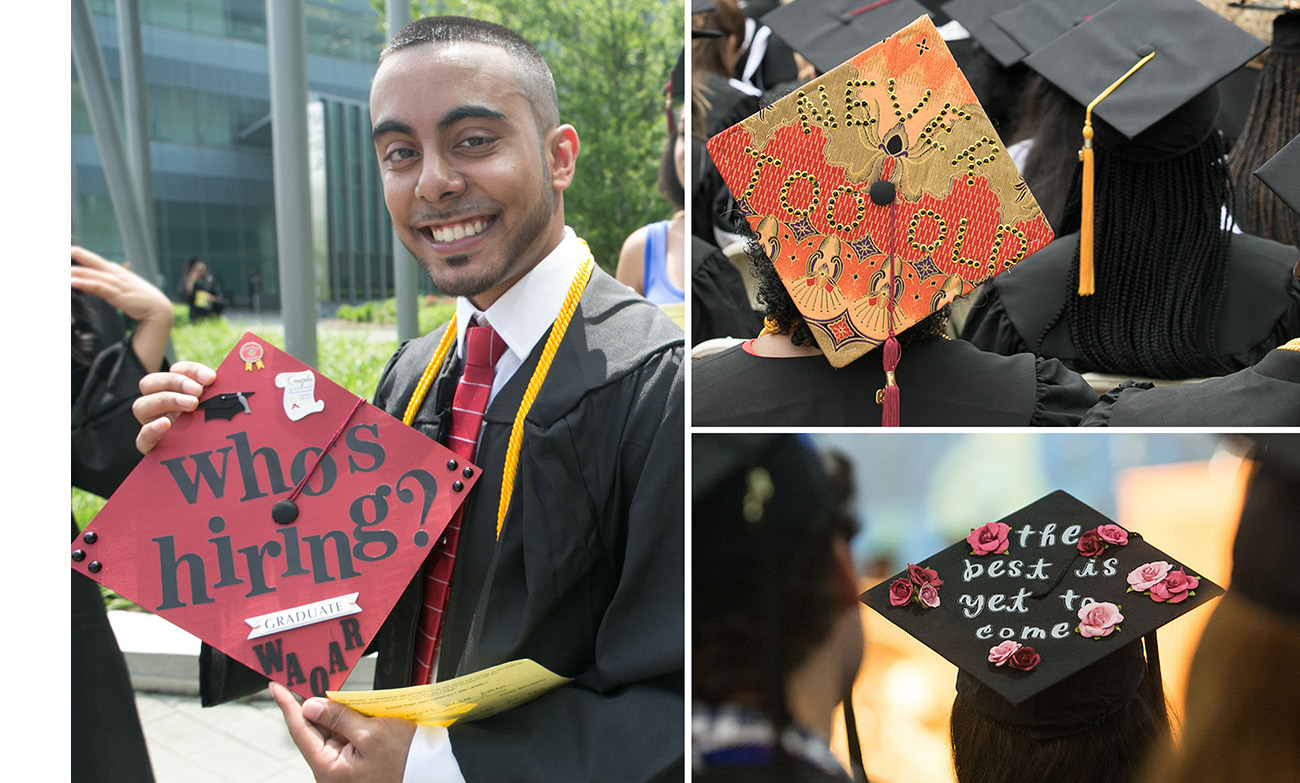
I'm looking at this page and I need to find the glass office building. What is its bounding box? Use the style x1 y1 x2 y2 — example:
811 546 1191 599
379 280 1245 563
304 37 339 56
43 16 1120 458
72 0 419 310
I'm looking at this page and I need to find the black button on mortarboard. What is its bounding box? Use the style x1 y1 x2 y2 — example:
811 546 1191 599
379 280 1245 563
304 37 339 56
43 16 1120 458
462 467 474 479
72 550 85 562
88 561 102 574
272 500 299 525
82 531 98 545
870 179 897 206
447 459 459 471
453 481 464 492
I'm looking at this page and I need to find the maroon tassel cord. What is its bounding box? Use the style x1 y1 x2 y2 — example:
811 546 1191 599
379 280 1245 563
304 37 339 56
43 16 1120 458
882 199 900 427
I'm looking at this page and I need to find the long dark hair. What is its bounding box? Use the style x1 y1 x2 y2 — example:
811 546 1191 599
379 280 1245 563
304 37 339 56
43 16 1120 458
1227 21 1300 249
950 650 1172 783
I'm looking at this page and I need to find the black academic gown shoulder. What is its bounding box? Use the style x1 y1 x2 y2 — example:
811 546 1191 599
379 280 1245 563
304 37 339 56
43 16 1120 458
369 268 686 782
691 336 1097 427
695 762 851 783
72 329 157 783
962 232 1300 374
692 235 763 345
1081 344 1300 426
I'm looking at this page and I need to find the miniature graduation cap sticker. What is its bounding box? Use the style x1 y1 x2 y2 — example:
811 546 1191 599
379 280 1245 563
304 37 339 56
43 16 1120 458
706 13 1053 421
862 490 1222 709
70 332 480 700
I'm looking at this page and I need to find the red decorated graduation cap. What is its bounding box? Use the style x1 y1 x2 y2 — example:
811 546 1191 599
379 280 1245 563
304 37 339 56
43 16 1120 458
70 333 479 700
862 490 1222 731
705 14 1052 423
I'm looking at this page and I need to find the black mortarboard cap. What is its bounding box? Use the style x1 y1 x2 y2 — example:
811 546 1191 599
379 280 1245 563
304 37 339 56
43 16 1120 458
989 0 1116 57
1021 0 1266 143
761 0 932 76
862 490 1222 722
940 0 1033 67
1253 132 1300 219
1231 435 1300 623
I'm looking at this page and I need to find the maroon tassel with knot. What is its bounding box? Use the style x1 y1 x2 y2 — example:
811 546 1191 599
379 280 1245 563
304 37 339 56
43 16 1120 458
881 333 900 427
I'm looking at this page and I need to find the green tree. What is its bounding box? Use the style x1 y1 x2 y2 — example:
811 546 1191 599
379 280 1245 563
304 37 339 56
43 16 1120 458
370 0 683 275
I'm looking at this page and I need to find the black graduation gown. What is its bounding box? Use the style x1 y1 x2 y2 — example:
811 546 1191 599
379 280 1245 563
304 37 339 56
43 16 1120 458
365 269 685 781
961 232 1300 375
72 326 157 783
1080 344 1300 426
695 762 851 783
691 235 763 345
691 336 1098 426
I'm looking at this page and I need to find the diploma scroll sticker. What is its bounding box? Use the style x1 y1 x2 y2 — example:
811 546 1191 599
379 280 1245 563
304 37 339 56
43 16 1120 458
275 369 326 421
246 593 361 640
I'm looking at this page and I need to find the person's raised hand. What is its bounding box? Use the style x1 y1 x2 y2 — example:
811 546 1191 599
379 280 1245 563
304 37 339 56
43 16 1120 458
72 245 175 371
133 361 217 454
270 681 415 783
71 246 172 326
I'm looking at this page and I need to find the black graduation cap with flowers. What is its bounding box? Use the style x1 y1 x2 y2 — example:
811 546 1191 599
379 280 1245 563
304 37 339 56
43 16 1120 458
862 490 1222 709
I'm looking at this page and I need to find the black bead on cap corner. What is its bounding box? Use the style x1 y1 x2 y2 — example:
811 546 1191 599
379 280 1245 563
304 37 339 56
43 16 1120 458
447 459 459 471
870 179 897 206
88 561 103 574
72 549 86 562
453 480 465 492
272 499 300 525
82 530 98 545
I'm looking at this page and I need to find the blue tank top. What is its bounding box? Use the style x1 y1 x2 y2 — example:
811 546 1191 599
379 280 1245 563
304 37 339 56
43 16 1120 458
642 220 684 305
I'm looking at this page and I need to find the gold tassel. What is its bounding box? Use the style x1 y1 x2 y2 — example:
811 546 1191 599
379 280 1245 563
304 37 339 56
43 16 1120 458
1079 126 1096 295
1078 51 1156 297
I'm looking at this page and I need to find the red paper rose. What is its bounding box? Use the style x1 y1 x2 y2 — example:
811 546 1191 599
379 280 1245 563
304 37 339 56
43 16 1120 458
907 563 943 587
1097 524 1129 546
988 640 1021 666
917 583 941 608
1150 570 1199 604
888 578 914 607
1077 529 1105 557
1009 646 1041 671
967 522 1010 556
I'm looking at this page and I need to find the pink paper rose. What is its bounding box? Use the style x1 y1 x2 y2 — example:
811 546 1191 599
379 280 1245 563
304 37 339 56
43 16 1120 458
1149 570 1199 603
1097 524 1129 546
907 563 943 588
1077 529 1105 557
967 522 1011 556
988 640 1022 666
1009 646 1041 672
1076 601 1124 638
917 583 941 608
1127 561 1173 592
888 578 914 607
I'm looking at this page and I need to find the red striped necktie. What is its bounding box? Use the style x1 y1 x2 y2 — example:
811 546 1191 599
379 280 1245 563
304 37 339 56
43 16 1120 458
411 321 507 685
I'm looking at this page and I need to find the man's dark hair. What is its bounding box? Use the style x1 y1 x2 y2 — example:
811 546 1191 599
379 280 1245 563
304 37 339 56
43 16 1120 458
749 234 950 349
382 16 560 132
1041 130 1236 379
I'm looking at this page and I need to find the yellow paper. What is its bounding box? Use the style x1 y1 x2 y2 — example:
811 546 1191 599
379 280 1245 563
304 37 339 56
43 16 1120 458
326 659 572 726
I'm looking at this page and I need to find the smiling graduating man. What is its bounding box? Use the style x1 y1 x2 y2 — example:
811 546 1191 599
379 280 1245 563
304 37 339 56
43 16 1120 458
130 16 685 783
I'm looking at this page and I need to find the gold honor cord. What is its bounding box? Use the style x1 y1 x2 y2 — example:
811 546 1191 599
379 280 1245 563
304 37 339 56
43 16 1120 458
1078 51 1156 296
401 248 596 540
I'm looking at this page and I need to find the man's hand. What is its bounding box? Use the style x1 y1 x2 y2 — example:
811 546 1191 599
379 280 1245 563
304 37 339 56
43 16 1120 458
270 681 415 783
132 361 217 454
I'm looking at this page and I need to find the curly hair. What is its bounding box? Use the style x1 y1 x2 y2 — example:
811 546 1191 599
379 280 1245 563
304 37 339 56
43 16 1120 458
748 235 951 350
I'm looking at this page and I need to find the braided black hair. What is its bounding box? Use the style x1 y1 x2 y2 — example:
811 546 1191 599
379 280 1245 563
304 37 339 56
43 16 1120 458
1043 132 1235 379
1227 44 1300 249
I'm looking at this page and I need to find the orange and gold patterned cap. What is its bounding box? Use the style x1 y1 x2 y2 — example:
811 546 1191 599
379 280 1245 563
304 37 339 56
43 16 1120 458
706 14 1053 368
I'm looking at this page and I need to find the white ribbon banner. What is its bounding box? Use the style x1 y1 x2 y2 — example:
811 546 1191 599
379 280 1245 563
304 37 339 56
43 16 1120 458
245 592 361 639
